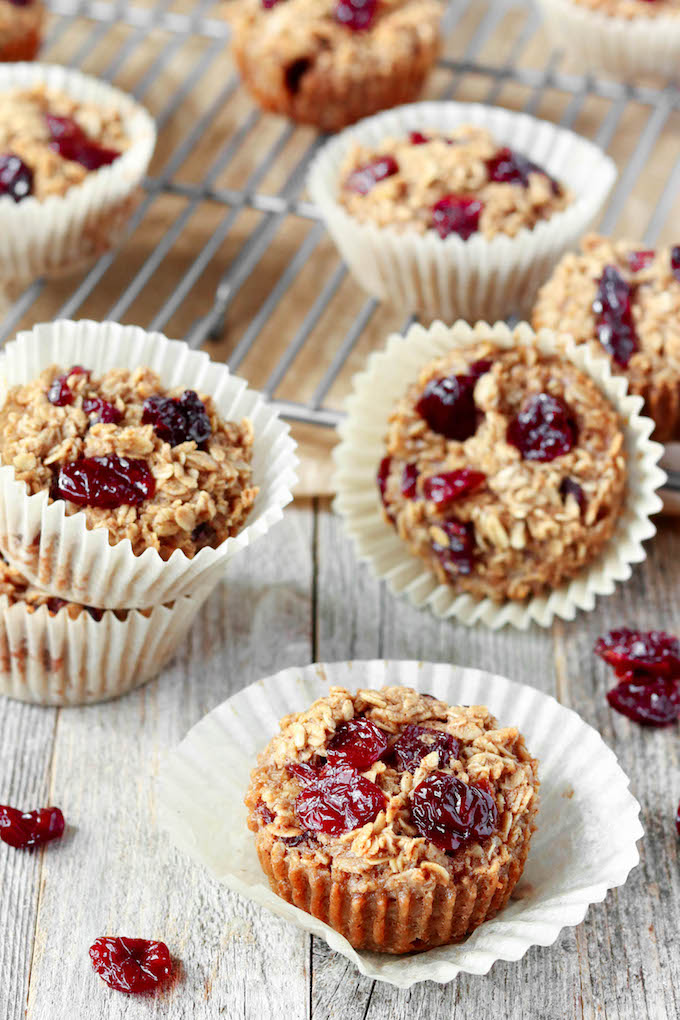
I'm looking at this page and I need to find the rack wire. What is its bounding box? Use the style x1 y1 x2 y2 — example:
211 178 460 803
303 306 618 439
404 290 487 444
3 0 680 489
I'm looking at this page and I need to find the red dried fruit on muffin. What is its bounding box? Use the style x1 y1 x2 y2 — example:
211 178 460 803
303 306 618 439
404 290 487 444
431 519 476 576
595 628 680 680
401 462 419 499
486 147 560 195
142 390 211 448
411 772 498 852
507 392 578 462
46 114 120 171
592 265 638 368
422 469 486 507
671 246 680 284
53 455 156 508
89 937 172 995
47 365 90 407
295 764 386 835
326 718 388 770
559 477 585 512
335 0 378 31
389 725 460 773
0 805 65 849
0 153 33 202
627 250 655 272
431 195 482 240
415 361 491 442
82 396 123 425
344 155 398 195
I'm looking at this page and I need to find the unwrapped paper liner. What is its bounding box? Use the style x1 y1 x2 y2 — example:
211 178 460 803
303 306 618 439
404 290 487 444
158 660 643 988
307 101 616 322
0 62 156 283
333 320 666 630
0 320 298 609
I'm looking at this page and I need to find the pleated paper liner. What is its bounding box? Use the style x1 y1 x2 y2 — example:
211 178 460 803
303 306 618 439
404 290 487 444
0 321 298 609
0 591 206 707
157 660 642 988
0 63 156 285
307 101 617 323
535 0 680 81
333 320 666 630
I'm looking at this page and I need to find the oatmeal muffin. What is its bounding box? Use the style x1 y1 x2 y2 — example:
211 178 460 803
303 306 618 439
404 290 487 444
339 125 570 240
246 685 539 954
0 550 108 620
0 0 44 62
377 341 627 602
532 235 680 443
0 364 258 560
229 0 442 133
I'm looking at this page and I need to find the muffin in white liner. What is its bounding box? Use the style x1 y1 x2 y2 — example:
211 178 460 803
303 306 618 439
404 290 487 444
0 320 298 610
0 589 206 707
0 63 156 283
535 0 680 80
333 320 666 630
307 101 616 323
158 660 643 987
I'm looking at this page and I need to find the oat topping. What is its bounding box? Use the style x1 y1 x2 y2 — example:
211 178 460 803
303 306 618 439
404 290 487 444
0 85 128 201
532 234 680 441
339 125 570 239
0 365 257 559
569 0 680 17
246 686 539 886
378 341 627 602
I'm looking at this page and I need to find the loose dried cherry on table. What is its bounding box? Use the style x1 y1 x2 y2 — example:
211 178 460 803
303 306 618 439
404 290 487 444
507 392 577 462
0 153 33 202
592 265 638 367
0 805 65 849
326 717 388 771
47 365 90 406
415 360 491 442
82 396 123 425
422 469 485 507
53 455 155 508
295 764 386 836
486 147 560 194
595 628 680 679
89 937 173 995
46 114 120 171
431 519 476 576
335 0 377 31
142 390 211 448
411 772 497 853
606 679 680 727
344 155 398 195
431 195 482 241
389 725 460 773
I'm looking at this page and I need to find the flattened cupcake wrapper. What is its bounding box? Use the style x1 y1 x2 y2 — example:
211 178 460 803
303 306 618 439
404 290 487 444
158 660 643 986
307 101 617 323
0 320 298 609
0 591 206 707
535 0 680 80
0 63 156 283
333 320 667 630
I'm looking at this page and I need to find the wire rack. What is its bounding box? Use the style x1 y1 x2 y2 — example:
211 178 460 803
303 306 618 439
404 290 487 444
3 0 680 488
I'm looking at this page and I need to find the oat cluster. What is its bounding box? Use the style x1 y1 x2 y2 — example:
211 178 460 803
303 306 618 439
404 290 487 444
0 365 257 559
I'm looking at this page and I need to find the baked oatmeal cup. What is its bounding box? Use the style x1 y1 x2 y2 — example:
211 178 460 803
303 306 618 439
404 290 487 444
334 320 665 628
0 0 44 62
308 102 616 321
0 551 206 706
0 321 297 609
229 0 442 133
246 684 539 953
0 63 155 283
532 234 680 443
534 0 680 79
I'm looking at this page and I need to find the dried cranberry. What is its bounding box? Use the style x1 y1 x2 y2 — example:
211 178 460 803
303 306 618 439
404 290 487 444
507 392 577 462
257 802 275 825
295 764 386 835
411 772 497 853
280 831 316 846
415 372 484 442
559 477 585 513
431 194 482 240
46 114 120 171
389 725 460 773
422 469 485 507
89 937 172 995
409 131 429 145
82 396 123 424
627 250 655 272
595 628 680 679
141 390 211 448
0 153 33 202
486 147 560 195
401 463 419 499
671 246 680 284
377 456 391 503
287 761 321 786
431 519 476 576
344 155 398 195
0 805 65 849
607 679 680 727
592 265 638 367
47 365 89 407
261 0 284 6
326 718 388 771
334 0 377 31
53 456 155 508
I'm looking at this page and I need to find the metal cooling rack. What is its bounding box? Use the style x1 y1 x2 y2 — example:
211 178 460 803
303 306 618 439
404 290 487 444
2 0 680 490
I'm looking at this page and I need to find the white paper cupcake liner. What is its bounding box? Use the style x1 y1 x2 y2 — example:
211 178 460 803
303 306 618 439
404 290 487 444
0 320 298 609
307 101 617 323
0 590 206 707
0 63 156 283
158 659 642 987
333 320 667 630
535 0 680 80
